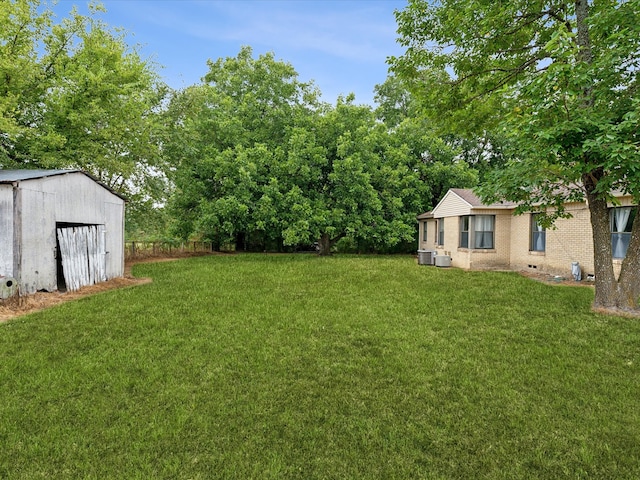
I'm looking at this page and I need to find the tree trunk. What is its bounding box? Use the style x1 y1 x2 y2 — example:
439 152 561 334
575 0 594 68
318 233 345 256
318 233 333 256
616 206 640 309
584 174 640 312
235 232 246 252
575 1 639 312
583 175 619 308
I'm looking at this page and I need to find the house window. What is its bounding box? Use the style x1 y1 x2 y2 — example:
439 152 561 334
438 219 445 245
422 221 428 243
530 214 546 252
474 215 495 249
459 216 470 248
610 207 636 258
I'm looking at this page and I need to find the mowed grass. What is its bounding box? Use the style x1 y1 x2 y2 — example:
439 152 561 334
1 254 639 479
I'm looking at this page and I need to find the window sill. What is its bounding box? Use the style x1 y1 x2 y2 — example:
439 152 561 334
458 248 496 253
528 251 546 256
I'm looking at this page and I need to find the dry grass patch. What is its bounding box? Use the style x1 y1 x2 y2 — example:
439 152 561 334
0 252 227 322
0 275 151 322
0 254 216 322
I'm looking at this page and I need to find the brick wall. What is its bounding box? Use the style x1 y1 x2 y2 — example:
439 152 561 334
418 194 633 278
419 212 512 269
510 203 594 278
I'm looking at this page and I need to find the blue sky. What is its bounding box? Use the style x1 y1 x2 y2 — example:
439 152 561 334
52 0 408 105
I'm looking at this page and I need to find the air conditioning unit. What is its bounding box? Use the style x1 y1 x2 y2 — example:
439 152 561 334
417 250 436 266
435 255 452 267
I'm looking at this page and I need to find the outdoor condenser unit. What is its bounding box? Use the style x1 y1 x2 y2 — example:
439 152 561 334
435 255 452 268
417 250 436 266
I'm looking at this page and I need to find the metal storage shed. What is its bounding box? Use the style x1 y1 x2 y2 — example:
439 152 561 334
0 169 125 295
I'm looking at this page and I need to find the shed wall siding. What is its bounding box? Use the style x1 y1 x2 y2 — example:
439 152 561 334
6 172 125 295
104 201 125 279
0 185 13 278
45 174 114 223
19 188 57 293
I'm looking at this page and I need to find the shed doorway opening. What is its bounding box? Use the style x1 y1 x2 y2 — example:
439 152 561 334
56 223 107 292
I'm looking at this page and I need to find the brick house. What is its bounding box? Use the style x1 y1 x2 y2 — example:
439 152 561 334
417 188 636 278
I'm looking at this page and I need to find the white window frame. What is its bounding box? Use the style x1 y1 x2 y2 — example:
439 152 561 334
459 216 470 248
473 215 495 249
530 213 546 252
610 207 636 259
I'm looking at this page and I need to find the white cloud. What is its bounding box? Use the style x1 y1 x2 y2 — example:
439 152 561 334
85 0 407 104
135 0 402 64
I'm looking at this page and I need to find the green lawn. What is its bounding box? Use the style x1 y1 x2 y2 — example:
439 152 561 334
1 254 639 479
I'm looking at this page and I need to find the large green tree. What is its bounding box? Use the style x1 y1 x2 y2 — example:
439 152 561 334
1 0 168 234
166 49 437 255
374 74 481 206
165 47 320 250
392 0 640 313
280 95 421 255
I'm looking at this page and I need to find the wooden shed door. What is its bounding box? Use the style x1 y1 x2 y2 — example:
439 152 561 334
56 225 107 291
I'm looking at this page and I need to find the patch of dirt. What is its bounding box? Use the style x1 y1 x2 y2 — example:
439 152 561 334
518 270 640 317
0 252 215 323
518 269 595 288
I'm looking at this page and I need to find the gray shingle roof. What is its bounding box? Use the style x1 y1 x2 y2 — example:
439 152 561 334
450 188 518 208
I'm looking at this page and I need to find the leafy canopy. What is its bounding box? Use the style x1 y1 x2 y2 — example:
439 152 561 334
0 0 168 233
391 0 640 216
166 48 471 253
391 0 640 310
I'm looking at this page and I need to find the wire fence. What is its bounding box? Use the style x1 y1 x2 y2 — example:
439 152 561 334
125 241 215 260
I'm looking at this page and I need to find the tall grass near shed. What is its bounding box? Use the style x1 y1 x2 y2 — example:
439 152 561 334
0 254 639 479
